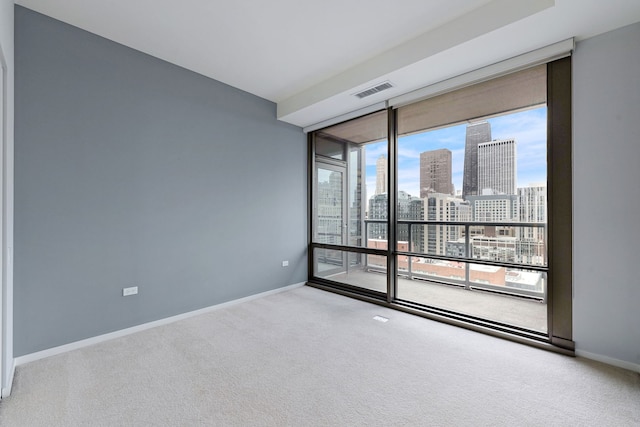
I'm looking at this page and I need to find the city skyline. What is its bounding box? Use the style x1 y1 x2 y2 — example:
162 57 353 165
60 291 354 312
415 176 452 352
364 106 547 201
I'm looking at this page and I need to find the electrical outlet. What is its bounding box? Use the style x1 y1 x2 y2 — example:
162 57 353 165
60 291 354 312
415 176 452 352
123 286 138 296
282 260 289 267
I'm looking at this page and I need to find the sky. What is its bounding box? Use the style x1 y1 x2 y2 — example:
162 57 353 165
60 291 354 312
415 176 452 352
364 106 548 200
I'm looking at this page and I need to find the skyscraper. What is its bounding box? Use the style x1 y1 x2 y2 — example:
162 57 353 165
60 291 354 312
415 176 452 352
367 190 422 244
466 194 520 222
420 149 454 198
516 184 547 265
424 194 471 255
518 183 547 223
462 121 491 199
375 154 387 195
368 193 388 240
477 138 517 195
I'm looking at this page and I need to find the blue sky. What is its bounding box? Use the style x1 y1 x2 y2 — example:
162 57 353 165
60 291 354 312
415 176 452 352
364 106 547 199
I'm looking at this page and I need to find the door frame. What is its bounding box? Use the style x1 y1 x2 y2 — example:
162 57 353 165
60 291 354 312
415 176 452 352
313 159 348 277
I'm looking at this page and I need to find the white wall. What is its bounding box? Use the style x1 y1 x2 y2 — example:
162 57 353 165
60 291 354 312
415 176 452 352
573 22 640 371
0 0 15 396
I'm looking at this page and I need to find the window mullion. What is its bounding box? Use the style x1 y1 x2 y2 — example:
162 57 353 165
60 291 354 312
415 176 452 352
387 107 397 303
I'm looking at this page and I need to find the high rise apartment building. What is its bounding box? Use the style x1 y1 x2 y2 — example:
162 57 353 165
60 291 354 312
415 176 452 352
518 184 547 223
462 121 491 199
375 154 387 195
466 194 520 222
477 138 517 195
368 191 422 244
517 184 547 265
424 193 471 255
368 193 388 240
420 149 454 198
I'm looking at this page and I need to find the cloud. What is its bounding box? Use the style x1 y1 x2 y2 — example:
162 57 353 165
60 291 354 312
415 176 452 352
489 108 546 145
364 141 388 164
397 146 422 160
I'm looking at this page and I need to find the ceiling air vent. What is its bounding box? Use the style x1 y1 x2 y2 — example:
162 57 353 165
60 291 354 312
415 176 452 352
353 81 394 99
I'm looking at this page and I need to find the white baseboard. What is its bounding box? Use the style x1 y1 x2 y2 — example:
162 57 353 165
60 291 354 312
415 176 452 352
576 350 640 373
15 282 306 367
1 359 16 398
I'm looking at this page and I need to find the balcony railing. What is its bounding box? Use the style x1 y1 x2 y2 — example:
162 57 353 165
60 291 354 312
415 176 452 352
361 219 548 302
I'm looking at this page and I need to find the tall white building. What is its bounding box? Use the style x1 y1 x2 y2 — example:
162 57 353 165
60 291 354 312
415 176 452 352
478 138 517 195
517 184 547 265
375 154 387 195
425 193 472 255
466 194 520 222
518 183 547 223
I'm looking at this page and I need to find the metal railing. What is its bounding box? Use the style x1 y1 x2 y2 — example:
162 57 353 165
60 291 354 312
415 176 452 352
361 219 548 302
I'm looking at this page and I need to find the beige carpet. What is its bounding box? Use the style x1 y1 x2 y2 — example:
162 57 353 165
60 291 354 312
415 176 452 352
1 285 638 426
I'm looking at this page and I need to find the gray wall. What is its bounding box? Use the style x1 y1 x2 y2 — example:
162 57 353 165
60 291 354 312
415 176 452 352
14 6 306 356
573 22 640 367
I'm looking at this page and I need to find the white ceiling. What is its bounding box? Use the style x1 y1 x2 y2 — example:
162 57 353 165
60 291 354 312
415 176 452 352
15 0 640 128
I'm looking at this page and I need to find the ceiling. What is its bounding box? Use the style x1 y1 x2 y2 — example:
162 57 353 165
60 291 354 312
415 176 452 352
15 0 640 128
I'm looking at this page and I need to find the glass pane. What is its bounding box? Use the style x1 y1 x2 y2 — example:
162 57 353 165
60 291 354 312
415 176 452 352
397 257 547 332
469 225 547 267
396 107 547 256
395 105 548 333
313 248 387 294
315 166 343 245
401 223 468 256
314 110 388 249
316 135 345 160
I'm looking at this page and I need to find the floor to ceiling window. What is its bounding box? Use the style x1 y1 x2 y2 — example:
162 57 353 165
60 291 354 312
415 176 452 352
309 58 572 351
394 65 549 334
